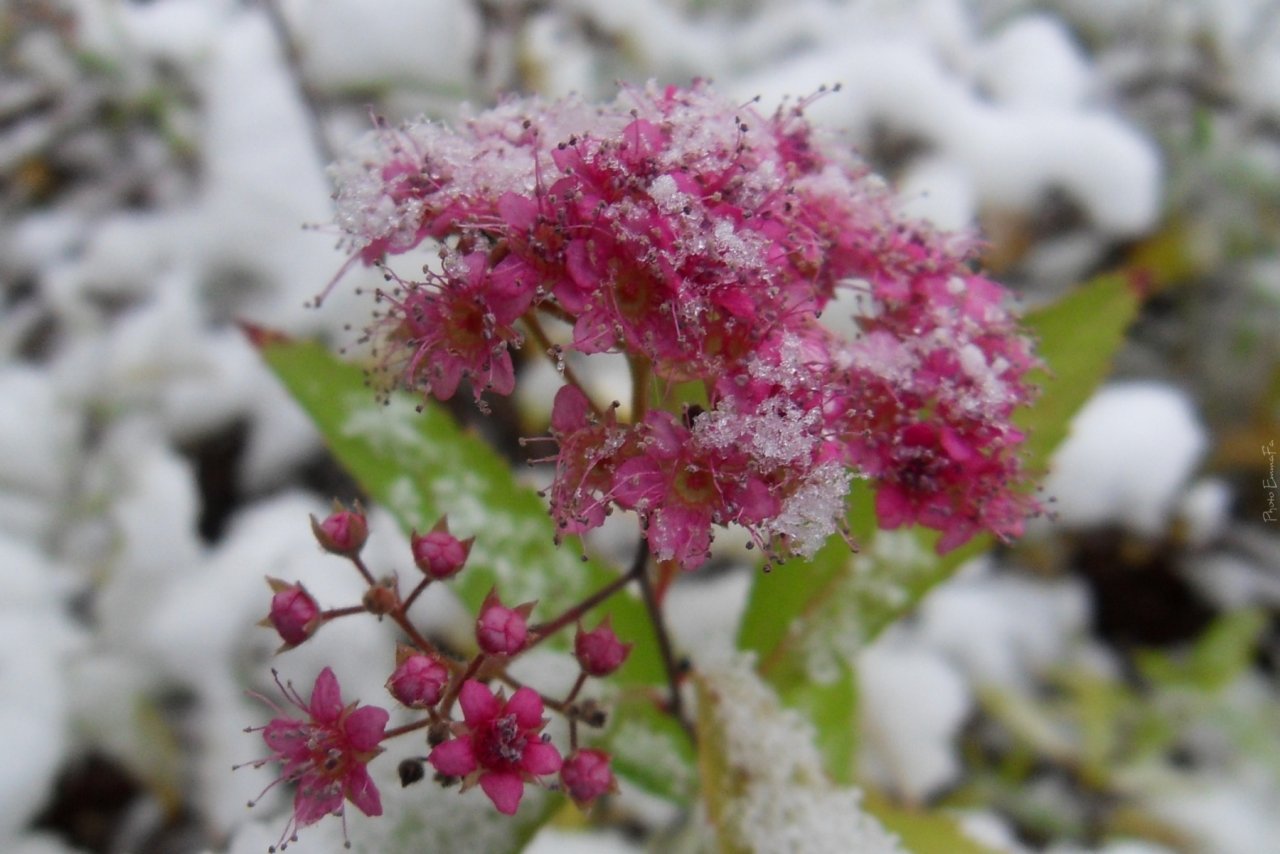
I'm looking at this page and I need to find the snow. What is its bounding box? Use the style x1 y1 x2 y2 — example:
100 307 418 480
858 640 972 803
1042 383 1208 537
699 654 903 854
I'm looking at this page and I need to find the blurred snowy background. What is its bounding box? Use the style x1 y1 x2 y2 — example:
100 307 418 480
2 0 1279 852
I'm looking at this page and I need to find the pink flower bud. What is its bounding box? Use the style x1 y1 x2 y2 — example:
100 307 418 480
560 749 616 807
410 517 472 579
574 618 631 677
310 504 369 556
476 591 533 656
386 647 450 708
264 578 320 648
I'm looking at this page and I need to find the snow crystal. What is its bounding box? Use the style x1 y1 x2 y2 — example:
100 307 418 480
698 654 901 854
765 461 851 558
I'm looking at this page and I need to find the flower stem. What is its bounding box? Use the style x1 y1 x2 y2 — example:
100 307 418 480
633 543 695 744
349 554 378 587
526 567 635 644
401 576 432 613
524 310 602 418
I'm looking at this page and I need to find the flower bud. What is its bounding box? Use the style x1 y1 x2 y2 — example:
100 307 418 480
574 618 631 677
560 749 617 807
387 646 449 708
398 758 426 787
263 577 320 648
476 590 533 656
310 503 369 556
410 517 472 580
362 583 398 616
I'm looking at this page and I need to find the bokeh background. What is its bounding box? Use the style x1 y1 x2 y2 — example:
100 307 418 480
2 0 1278 852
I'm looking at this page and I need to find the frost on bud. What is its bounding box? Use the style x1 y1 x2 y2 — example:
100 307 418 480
263 577 320 649
560 749 617 808
475 590 534 656
387 644 450 708
310 502 369 556
574 618 631 677
410 517 473 579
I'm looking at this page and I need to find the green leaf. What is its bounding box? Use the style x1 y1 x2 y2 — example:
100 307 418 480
255 335 695 807
1137 608 1269 693
736 273 1141 780
1015 273 1141 477
864 794 1003 854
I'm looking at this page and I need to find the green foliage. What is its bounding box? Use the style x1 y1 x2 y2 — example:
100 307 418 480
1137 608 1269 693
863 794 1002 854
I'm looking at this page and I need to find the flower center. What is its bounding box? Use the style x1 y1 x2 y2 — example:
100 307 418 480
475 714 527 772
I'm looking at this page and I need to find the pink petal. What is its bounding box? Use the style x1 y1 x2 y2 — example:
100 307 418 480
428 737 478 777
520 740 562 776
479 771 525 815
648 505 710 568
458 680 500 724
874 484 913 530
262 720 309 761
293 775 343 827
551 386 590 434
497 191 537 230
309 668 343 723
504 687 545 729
343 705 390 751
487 352 516 397
343 765 383 817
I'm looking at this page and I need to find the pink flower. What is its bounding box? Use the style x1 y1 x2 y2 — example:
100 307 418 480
546 385 631 538
476 591 533 656
574 618 631 678
410 517 472 579
263 578 320 649
309 506 368 556
559 749 617 808
386 647 450 708
427 681 562 815
245 668 389 848
378 251 533 405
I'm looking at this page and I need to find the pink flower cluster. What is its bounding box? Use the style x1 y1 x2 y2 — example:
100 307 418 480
334 80 1036 565
245 509 623 847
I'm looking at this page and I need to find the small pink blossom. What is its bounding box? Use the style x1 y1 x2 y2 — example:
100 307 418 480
264 578 320 649
476 591 533 656
427 680 562 815
377 251 532 405
309 506 368 556
386 647 450 708
559 749 617 808
410 517 472 579
574 618 631 678
244 668 389 849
